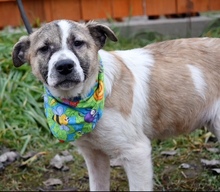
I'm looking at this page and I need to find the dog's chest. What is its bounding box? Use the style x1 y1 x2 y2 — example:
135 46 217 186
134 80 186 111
74 49 156 153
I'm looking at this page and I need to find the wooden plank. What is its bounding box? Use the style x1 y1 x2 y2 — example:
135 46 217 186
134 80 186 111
44 0 81 22
145 0 176 16
130 0 144 16
111 0 144 18
209 0 220 11
176 0 209 13
81 0 112 20
2 0 220 29
0 1 20 28
111 0 130 18
43 0 53 21
23 0 45 25
0 0 45 28
0 0 16 2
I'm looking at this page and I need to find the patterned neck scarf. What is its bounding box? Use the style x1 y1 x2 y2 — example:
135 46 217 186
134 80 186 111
44 60 105 142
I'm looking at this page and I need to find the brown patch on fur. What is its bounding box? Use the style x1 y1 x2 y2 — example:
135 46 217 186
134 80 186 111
146 38 220 139
105 52 134 117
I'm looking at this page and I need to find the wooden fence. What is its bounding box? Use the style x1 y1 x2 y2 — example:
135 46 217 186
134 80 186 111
1 0 220 29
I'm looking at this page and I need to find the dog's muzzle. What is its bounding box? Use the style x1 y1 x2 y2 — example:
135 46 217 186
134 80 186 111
55 59 75 75
50 59 82 89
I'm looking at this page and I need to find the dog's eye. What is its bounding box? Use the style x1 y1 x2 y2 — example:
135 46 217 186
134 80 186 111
38 45 50 53
73 40 84 47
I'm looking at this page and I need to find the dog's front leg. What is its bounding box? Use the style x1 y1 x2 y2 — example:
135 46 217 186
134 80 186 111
122 138 153 191
78 146 110 191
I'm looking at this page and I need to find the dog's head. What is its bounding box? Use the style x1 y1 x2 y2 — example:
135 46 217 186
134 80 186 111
12 20 117 98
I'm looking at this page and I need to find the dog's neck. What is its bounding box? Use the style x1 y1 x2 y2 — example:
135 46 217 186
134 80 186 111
44 61 105 142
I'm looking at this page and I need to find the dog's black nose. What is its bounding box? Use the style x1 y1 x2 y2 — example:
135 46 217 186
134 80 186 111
55 59 75 75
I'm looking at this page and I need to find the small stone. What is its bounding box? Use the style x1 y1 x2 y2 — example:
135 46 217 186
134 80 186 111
179 163 191 169
6 151 18 162
50 154 63 169
201 159 220 167
61 155 73 163
43 178 63 186
61 165 70 172
212 168 220 174
161 150 177 156
0 154 7 163
61 150 71 156
21 151 36 160
206 148 220 153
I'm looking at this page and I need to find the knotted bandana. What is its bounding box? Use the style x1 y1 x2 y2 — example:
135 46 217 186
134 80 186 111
44 60 105 142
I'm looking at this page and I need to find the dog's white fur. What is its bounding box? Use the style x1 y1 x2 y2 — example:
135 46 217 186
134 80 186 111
12 20 220 191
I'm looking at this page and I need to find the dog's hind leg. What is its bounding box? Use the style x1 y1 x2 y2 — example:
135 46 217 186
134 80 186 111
121 137 153 191
78 146 110 191
206 100 220 141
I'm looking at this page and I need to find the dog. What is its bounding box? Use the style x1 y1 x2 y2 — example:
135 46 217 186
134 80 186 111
12 20 220 191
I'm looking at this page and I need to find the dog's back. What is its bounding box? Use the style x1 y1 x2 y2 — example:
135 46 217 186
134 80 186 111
147 38 220 139
100 38 220 141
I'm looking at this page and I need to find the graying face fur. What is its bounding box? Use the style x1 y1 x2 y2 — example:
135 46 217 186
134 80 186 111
12 20 117 94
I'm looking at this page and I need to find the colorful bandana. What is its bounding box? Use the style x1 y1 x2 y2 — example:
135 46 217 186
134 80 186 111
44 60 105 142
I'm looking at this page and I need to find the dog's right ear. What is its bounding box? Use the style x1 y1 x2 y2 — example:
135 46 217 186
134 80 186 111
12 36 30 67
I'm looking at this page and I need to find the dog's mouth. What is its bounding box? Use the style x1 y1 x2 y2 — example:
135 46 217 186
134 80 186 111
47 66 84 90
54 79 81 89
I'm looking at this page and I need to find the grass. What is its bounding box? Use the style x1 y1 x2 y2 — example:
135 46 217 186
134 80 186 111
0 19 220 191
0 29 52 155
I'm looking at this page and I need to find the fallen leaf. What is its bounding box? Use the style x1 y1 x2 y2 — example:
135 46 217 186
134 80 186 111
201 159 220 167
20 151 47 167
206 148 220 153
6 151 19 162
61 154 74 163
161 150 177 156
61 165 70 171
61 150 70 156
50 152 74 170
50 154 63 169
179 163 191 169
212 168 220 174
58 187 77 191
0 151 18 163
0 154 7 163
38 187 77 191
21 151 37 160
203 132 214 143
43 178 63 187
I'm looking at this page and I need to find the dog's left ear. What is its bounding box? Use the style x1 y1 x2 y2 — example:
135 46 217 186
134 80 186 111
87 22 118 49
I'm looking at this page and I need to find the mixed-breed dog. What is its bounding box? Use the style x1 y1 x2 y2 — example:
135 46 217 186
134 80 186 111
12 20 220 191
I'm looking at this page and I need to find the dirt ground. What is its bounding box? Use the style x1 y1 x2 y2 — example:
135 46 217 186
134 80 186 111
0 139 220 191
